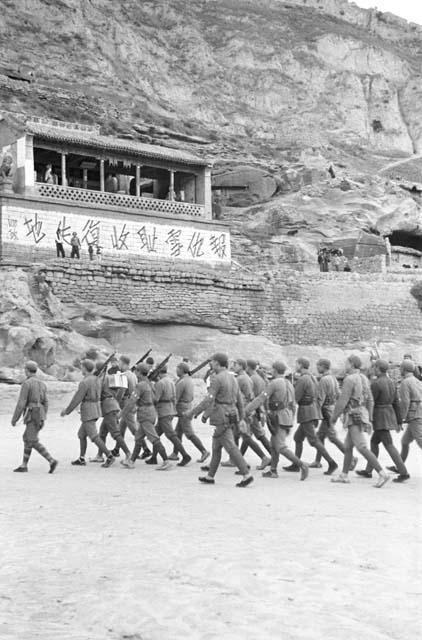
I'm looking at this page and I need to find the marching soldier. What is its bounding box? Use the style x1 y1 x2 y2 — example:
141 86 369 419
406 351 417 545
309 358 350 470
187 353 254 487
356 359 409 483
330 355 389 487
147 366 192 467
245 361 308 480
61 359 115 468
284 358 338 475
388 359 422 477
170 362 209 463
121 363 170 470
11 360 57 474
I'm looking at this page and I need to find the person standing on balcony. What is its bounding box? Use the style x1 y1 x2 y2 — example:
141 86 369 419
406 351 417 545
44 163 54 184
55 226 65 258
70 232 81 259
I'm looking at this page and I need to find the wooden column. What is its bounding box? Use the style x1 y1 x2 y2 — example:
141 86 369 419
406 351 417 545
61 152 66 186
83 168 88 190
135 164 141 197
169 169 175 201
99 159 105 191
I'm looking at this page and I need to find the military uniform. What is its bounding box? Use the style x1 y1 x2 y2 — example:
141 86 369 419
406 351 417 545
293 372 336 470
119 369 138 437
399 373 422 459
175 374 207 455
313 372 344 464
362 373 407 475
100 375 122 441
153 374 190 462
12 372 56 471
236 371 269 463
64 373 102 441
246 375 307 478
193 369 249 478
332 371 383 475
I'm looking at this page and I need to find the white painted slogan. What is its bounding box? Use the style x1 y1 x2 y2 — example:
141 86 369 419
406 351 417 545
3 206 231 263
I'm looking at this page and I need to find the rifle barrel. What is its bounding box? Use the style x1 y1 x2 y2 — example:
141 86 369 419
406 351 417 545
189 358 212 376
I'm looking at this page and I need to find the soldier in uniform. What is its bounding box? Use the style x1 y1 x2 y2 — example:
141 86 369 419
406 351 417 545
97 368 131 463
61 359 115 468
11 360 57 473
330 355 389 487
232 359 271 470
241 359 272 463
284 357 338 475
245 361 308 480
309 358 351 470
388 359 422 475
147 366 192 467
169 362 209 463
120 363 170 470
356 359 409 482
187 352 254 487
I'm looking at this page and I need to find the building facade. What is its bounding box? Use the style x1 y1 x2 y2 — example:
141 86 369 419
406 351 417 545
0 115 230 265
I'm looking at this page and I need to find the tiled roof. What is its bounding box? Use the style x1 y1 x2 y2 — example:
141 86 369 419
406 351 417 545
26 121 211 167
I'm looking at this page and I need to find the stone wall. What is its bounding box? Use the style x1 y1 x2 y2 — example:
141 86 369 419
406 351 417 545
36 258 422 347
41 258 266 334
264 272 422 345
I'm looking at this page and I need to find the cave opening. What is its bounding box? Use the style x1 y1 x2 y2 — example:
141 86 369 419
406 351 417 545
389 231 422 252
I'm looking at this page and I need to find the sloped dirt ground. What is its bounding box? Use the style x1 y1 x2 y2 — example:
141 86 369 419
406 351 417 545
0 387 420 640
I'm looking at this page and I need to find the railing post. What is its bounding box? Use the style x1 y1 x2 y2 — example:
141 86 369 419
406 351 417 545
100 159 105 192
135 164 141 197
169 170 175 201
61 153 67 186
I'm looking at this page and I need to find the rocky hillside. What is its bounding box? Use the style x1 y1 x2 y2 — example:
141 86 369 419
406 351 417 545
1 0 421 160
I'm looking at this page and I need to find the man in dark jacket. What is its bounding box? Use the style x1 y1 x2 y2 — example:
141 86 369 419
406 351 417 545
284 357 338 475
356 359 409 482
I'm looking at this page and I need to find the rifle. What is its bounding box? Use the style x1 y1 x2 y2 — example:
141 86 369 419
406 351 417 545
131 348 152 372
148 353 172 382
189 358 212 376
94 352 116 378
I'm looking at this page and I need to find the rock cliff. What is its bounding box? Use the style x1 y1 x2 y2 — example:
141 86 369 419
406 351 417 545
0 0 421 157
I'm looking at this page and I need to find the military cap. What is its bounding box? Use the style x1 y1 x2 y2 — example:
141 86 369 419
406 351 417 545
401 359 415 373
272 360 287 374
246 359 258 370
296 357 310 369
347 354 362 369
212 352 229 368
177 362 190 375
136 363 150 376
82 358 95 373
375 359 389 373
25 360 38 373
235 358 247 370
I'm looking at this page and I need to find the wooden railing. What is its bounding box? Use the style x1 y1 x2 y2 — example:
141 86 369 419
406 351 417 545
35 183 206 218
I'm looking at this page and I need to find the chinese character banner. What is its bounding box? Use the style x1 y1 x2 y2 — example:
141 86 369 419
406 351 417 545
3 206 231 263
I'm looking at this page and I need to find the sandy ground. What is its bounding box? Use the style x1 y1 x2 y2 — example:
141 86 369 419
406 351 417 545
0 385 421 640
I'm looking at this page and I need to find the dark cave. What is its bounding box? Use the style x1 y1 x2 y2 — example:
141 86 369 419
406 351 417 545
388 231 422 252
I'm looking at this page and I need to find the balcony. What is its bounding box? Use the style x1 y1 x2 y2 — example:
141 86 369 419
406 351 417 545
35 182 206 218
